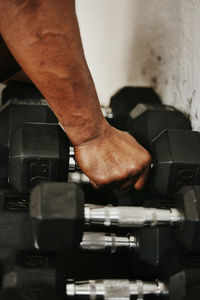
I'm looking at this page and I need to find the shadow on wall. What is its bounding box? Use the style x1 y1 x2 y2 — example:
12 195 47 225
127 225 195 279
125 1 182 97
126 0 200 129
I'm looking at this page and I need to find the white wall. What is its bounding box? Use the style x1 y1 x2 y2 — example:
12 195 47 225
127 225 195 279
76 0 200 130
1 1 199 130
76 0 140 106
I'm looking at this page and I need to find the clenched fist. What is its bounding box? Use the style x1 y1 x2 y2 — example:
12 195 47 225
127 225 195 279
74 123 152 190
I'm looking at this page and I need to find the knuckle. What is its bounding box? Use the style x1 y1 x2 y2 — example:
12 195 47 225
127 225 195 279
141 150 152 168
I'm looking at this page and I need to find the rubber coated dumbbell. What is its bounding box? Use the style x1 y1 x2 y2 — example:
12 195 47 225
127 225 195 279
110 86 161 117
0 184 196 268
1 266 58 294
0 288 61 300
0 253 157 298
66 268 200 300
127 103 191 151
10 121 200 197
1 81 43 106
0 185 172 267
9 122 89 193
149 129 200 197
0 98 57 147
29 182 200 257
2 263 198 300
1 256 138 299
0 189 32 261
1 268 162 300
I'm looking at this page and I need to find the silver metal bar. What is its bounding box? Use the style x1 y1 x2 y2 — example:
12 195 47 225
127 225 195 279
66 279 169 299
84 205 184 227
69 147 81 171
80 232 138 253
101 106 114 119
68 172 90 183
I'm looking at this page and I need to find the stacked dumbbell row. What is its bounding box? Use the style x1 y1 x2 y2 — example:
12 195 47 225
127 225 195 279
0 258 200 300
0 84 193 197
0 181 199 267
9 125 200 198
0 84 199 299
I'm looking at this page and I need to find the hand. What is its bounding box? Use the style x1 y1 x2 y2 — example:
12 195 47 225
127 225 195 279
74 122 152 190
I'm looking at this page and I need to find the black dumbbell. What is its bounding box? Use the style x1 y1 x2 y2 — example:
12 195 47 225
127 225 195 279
3 262 198 300
110 86 161 117
0 189 33 261
9 122 90 193
0 84 57 187
29 182 200 263
0 183 183 268
10 120 200 198
1 250 150 297
1 266 58 295
0 183 197 268
0 97 57 147
127 103 191 151
0 288 61 300
0 185 170 267
1 266 56 296
2 267 161 299
149 129 200 197
2 268 200 300
106 87 191 140
66 268 200 300
1 81 43 106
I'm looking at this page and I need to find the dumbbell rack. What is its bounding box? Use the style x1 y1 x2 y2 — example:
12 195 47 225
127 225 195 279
0 84 200 300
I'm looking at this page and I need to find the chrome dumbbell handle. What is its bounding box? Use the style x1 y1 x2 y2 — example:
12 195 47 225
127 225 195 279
69 146 81 171
80 232 139 253
66 279 169 299
84 205 184 227
101 106 114 119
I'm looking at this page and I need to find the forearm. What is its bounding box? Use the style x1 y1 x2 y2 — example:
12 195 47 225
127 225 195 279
0 0 105 145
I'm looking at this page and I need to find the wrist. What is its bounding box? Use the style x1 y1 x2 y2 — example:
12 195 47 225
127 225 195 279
62 116 111 146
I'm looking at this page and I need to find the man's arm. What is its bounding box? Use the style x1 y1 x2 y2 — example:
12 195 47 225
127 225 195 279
0 0 151 190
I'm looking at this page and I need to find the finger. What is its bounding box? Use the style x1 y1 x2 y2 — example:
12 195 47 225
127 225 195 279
119 178 138 190
133 165 151 190
90 179 99 190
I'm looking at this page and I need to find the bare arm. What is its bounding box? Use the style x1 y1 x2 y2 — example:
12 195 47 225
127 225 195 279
0 0 151 190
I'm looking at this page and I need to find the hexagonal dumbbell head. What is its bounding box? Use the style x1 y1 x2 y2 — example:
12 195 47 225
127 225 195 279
30 182 85 251
175 185 200 251
151 129 200 197
3 266 56 290
9 123 69 193
110 87 161 116
0 97 57 147
0 288 60 300
127 104 191 150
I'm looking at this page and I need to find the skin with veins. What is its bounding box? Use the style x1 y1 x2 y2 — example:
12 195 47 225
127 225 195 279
0 0 151 190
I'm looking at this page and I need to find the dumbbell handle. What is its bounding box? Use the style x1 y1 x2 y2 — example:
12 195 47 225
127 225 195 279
68 146 90 183
66 279 168 299
69 146 81 171
80 232 138 252
84 205 184 227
